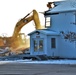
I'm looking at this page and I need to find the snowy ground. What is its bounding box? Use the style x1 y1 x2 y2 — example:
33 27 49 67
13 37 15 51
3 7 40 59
1 59 76 65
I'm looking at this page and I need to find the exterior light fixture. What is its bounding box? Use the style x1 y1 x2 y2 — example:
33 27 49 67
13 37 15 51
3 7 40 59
36 31 40 35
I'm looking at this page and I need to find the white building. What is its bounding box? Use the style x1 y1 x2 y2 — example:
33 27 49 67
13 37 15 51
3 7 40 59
29 1 76 59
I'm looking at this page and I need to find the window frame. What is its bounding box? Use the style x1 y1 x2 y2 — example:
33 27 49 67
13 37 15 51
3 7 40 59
45 16 51 28
33 38 44 52
33 40 38 51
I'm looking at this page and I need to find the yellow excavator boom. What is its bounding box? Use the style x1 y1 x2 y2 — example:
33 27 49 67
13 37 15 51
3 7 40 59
13 10 42 38
0 9 44 53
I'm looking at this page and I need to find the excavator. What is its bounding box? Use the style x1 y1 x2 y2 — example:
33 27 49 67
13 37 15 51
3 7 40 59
0 9 43 54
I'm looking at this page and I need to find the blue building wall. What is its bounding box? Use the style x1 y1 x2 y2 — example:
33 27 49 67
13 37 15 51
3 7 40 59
45 12 76 58
29 31 60 57
50 12 76 32
51 12 76 58
58 36 76 58
47 35 59 57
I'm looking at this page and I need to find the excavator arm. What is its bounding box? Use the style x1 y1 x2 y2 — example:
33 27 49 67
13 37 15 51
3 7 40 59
0 9 43 53
13 10 42 38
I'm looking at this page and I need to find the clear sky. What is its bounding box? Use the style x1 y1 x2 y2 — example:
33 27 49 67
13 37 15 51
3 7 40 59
0 0 61 37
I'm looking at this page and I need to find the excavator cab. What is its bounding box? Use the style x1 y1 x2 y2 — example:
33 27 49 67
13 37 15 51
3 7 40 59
18 33 26 44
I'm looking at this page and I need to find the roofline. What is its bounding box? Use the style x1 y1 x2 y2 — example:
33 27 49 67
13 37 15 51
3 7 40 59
50 10 76 13
28 30 60 36
45 10 76 15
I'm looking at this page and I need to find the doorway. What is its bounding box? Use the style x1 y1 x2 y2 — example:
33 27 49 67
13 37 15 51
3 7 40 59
33 38 44 55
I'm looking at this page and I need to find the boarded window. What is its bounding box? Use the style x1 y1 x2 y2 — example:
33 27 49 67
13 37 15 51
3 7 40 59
51 38 56 48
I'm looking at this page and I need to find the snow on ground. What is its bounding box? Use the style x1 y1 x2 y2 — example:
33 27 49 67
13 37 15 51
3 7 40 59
16 59 76 65
1 59 76 65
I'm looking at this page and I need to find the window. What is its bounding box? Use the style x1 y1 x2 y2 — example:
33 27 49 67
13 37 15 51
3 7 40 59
51 38 56 48
33 39 43 51
45 17 51 27
39 40 43 51
34 40 38 51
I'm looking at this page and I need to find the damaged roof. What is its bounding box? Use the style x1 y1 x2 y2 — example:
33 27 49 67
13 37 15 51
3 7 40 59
47 0 76 13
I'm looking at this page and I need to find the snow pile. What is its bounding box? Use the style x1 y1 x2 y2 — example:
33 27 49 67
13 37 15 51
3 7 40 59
1 59 76 65
0 61 15 65
16 59 76 65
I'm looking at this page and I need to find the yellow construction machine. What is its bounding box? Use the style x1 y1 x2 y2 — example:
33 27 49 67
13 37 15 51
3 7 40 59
0 10 43 53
